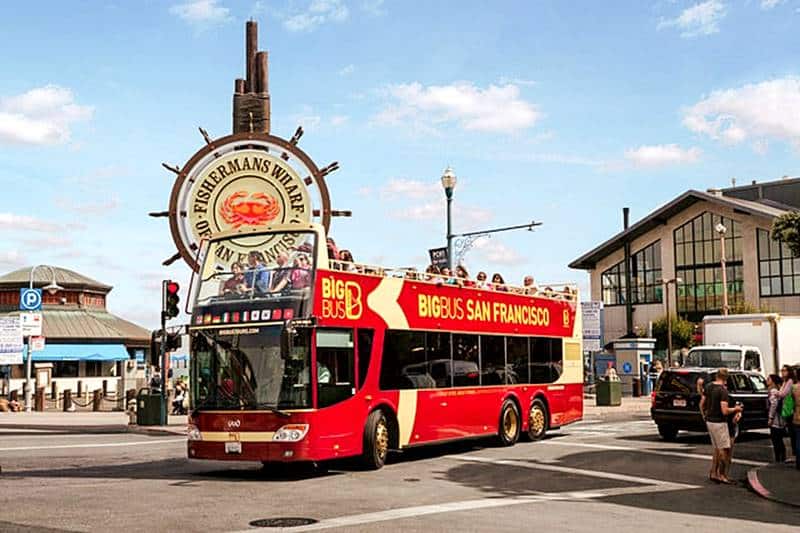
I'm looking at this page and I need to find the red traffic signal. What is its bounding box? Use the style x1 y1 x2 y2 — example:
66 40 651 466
163 280 181 319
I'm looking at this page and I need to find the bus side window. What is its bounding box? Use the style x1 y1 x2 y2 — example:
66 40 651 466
316 329 355 408
357 329 374 390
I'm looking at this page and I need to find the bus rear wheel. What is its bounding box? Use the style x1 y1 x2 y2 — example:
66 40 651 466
361 410 390 470
497 400 521 446
526 399 548 441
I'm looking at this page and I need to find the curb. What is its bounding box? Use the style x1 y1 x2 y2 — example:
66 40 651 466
127 424 187 437
747 467 800 508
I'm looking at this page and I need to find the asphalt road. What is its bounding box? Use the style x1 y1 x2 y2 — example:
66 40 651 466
0 417 796 533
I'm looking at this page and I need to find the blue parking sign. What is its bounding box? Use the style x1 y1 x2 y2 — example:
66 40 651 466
20 288 42 311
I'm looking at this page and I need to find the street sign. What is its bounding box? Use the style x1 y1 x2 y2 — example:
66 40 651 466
0 316 23 365
30 336 46 352
581 301 603 352
622 361 633 374
19 288 43 311
428 247 448 270
21 312 43 337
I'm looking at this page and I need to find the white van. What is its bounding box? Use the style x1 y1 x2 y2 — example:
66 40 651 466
683 344 764 373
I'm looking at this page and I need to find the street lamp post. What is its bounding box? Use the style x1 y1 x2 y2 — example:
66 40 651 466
24 265 63 412
661 277 682 368
441 166 457 270
715 223 729 316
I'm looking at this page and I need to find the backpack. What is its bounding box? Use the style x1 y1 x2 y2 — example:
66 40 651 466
782 390 795 419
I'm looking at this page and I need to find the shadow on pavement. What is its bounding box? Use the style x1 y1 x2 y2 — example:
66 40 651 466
1 458 342 483
442 447 800 525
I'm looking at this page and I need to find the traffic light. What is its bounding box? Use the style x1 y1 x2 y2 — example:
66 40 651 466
163 280 180 319
149 330 162 366
165 331 182 352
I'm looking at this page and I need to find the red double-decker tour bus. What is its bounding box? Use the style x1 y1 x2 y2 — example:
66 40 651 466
187 223 583 469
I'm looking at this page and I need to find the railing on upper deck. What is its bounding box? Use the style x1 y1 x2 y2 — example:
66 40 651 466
327 260 578 303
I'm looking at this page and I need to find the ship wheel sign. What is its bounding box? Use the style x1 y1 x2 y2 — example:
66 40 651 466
152 128 349 272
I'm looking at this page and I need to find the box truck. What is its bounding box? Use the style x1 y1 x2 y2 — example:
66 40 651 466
695 314 800 376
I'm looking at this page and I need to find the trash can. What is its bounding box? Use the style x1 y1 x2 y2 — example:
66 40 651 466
136 388 166 426
596 379 622 406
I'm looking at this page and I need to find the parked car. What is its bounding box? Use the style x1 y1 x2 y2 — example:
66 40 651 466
651 368 769 441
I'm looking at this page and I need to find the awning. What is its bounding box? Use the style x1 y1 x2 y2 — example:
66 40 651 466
24 343 131 362
171 353 189 362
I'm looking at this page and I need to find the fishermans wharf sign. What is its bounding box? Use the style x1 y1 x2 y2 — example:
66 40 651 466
154 21 347 272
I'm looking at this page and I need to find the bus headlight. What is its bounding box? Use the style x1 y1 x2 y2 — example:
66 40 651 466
273 424 309 442
187 425 202 441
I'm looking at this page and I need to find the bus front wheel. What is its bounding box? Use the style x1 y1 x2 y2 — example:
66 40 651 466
497 400 521 446
526 399 548 441
362 410 390 470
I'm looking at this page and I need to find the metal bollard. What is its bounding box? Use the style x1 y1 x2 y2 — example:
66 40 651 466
10 390 18 402
51 381 57 400
77 380 83 396
102 380 108 397
92 389 102 411
35 387 45 411
63 389 72 412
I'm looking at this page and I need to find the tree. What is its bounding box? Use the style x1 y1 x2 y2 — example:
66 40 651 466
771 212 800 258
651 315 695 352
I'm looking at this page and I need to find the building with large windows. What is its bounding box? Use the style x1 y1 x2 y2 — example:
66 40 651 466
570 177 800 342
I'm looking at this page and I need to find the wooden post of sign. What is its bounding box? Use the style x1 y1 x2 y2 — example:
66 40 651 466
233 21 270 134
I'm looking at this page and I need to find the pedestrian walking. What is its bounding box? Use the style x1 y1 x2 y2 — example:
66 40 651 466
700 368 743 484
766 374 786 463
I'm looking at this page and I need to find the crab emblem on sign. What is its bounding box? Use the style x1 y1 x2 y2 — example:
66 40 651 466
219 191 281 228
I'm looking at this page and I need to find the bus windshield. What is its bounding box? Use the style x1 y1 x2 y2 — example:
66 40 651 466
191 326 312 410
684 349 741 369
193 231 317 319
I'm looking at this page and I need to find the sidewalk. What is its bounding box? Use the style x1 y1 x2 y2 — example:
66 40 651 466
0 411 187 436
748 462 800 508
582 395 651 422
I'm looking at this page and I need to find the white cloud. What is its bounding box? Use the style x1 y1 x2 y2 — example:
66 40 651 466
56 196 121 216
361 0 386 16
338 64 355 76
0 85 93 145
624 144 702 168
760 0 783 9
330 115 349 126
170 0 230 25
0 212 61 232
658 0 726 38
374 82 541 134
0 250 26 269
284 0 349 32
682 77 800 150
380 178 441 200
391 200 492 226
498 77 537 87
21 236 73 248
289 105 322 130
472 239 525 267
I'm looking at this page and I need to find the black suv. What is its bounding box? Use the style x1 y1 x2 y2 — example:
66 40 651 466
651 368 769 441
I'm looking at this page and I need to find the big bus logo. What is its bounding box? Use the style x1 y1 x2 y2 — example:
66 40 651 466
321 276 363 320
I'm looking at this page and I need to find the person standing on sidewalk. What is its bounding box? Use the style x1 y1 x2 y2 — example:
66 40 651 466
793 377 800 470
700 368 743 484
778 365 796 462
766 374 786 463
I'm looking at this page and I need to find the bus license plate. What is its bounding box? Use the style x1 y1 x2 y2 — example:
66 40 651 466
225 441 242 454
673 399 687 407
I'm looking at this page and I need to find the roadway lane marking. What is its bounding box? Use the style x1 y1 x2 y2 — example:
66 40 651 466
539 440 768 467
0 438 185 452
457 455 698 489
238 484 691 532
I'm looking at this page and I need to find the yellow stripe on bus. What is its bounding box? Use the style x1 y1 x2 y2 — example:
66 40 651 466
201 432 275 442
367 277 409 329
397 390 417 447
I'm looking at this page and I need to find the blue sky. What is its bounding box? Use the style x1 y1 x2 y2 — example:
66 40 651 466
1 0 799 328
